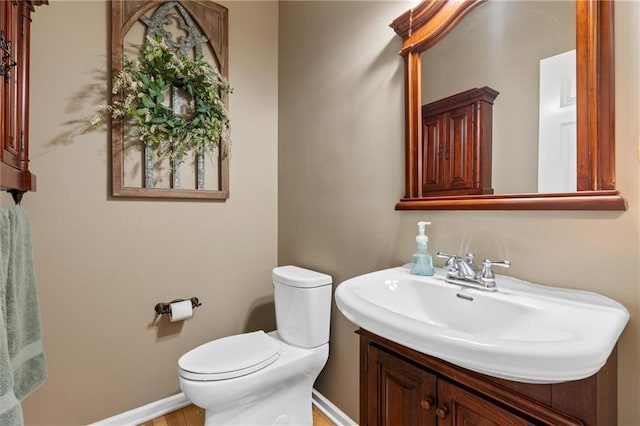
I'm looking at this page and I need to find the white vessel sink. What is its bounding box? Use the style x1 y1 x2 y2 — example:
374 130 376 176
335 265 629 383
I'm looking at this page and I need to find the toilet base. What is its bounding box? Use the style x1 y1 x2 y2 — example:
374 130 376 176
204 384 312 426
180 332 329 426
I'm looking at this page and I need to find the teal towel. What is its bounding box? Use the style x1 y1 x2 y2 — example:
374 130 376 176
0 206 46 426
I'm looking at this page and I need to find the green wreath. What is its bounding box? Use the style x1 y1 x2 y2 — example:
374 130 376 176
96 35 231 164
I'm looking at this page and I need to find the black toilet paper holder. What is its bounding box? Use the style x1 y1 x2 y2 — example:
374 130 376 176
154 297 202 316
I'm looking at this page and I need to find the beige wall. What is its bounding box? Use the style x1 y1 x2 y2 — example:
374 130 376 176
279 1 640 425
279 1 410 419
9 0 639 424
15 1 279 424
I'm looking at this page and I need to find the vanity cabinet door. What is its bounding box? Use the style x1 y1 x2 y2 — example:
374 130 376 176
366 344 533 426
367 345 437 426
436 379 534 426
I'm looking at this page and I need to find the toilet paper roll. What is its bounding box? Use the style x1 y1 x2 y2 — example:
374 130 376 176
170 300 193 322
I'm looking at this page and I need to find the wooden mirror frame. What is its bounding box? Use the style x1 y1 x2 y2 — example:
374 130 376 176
391 0 626 211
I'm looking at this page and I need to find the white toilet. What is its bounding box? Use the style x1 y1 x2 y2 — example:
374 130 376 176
178 266 332 426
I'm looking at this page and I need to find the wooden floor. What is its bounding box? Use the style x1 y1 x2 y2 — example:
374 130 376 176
139 404 203 426
138 404 334 426
312 406 334 426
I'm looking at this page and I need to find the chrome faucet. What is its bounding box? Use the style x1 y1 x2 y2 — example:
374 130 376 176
436 251 510 291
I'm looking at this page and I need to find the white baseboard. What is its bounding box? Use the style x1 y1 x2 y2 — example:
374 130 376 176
88 392 190 426
89 389 357 426
311 389 358 426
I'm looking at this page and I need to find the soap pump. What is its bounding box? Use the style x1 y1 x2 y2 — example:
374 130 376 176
410 221 434 276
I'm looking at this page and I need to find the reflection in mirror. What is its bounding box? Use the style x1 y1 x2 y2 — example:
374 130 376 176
420 1 575 194
538 49 576 193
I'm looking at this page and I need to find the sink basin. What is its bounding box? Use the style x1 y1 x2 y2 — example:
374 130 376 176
335 265 629 383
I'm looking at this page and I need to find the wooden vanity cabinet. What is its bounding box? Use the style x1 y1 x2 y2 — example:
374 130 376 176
368 346 438 426
359 329 617 426
421 87 498 197
0 0 44 202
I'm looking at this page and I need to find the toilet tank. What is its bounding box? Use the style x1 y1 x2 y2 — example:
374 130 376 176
272 266 332 348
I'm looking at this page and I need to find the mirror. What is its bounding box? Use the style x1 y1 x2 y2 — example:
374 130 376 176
391 0 625 210
420 1 575 194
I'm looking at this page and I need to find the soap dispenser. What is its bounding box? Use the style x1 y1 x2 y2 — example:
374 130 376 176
410 221 434 276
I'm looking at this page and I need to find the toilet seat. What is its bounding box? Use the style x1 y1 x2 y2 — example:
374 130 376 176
179 331 281 381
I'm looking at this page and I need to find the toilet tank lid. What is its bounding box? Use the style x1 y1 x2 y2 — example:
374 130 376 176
273 265 332 288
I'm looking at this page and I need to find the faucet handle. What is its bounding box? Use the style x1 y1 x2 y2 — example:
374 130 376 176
480 259 511 286
436 251 456 259
436 251 459 269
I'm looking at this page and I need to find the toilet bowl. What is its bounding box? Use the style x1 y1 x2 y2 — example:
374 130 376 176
178 266 332 426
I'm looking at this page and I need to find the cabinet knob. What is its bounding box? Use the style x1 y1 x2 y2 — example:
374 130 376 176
436 404 450 419
421 396 435 410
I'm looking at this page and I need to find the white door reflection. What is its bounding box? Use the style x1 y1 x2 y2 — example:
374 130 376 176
538 49 577 193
